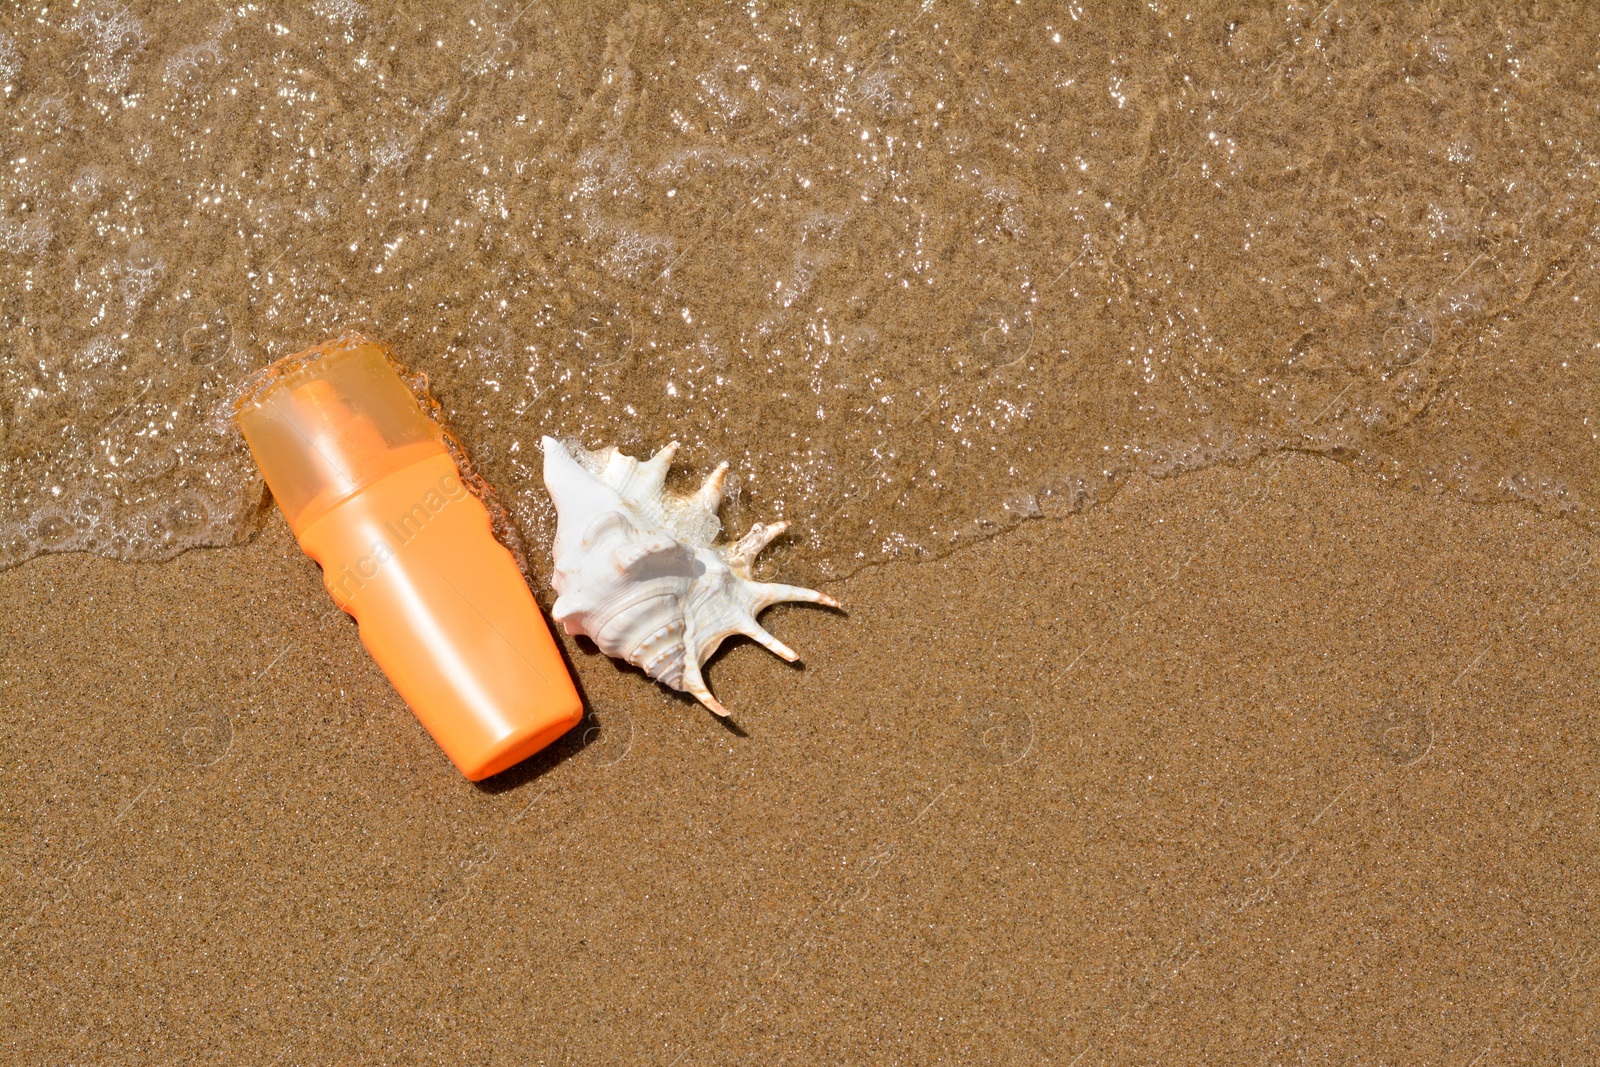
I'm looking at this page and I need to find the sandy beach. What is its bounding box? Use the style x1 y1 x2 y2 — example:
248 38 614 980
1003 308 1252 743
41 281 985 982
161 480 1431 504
4 455 1596 1062
3 2 1598 1062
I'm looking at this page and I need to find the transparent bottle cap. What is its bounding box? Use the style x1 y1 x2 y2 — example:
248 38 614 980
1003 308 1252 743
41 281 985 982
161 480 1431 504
236 335 447 533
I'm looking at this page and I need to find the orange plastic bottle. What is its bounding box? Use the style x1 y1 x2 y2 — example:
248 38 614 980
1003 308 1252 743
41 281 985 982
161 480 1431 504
235 335 582 780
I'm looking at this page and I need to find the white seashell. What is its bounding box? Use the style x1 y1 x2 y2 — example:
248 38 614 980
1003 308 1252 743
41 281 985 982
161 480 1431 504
541 436 839 716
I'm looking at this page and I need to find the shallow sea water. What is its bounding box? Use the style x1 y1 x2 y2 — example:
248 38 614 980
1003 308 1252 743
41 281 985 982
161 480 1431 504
2 2 1597 582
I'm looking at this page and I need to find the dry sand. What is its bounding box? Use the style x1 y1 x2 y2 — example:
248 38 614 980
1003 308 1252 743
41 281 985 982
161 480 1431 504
3 454 1595 1064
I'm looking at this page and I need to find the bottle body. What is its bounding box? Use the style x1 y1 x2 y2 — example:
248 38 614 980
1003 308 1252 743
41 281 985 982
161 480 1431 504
236 335 581 780
299 451 581 779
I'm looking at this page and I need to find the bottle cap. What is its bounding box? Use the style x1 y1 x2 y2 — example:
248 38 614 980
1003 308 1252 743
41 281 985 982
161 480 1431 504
236 335 447 534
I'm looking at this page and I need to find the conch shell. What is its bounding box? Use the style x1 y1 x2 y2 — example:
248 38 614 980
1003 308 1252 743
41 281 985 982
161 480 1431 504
541 436 838 715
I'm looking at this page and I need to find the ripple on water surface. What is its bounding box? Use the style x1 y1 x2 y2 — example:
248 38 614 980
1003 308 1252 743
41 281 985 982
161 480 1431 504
1 4 1596 579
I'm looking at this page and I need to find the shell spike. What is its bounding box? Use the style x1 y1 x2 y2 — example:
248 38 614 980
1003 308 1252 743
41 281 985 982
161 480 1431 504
679 651 730 716
696 461 731 512
752 582 840 612
607 439 679 501
542 435 599 513
690 686 731 717
725 520 790 577
644 440 680 475
544 437 629 563
744 621 798 662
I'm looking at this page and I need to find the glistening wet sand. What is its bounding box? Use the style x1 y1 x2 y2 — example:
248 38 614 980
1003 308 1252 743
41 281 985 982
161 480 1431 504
5 3 1599 577
4 455 1595 1063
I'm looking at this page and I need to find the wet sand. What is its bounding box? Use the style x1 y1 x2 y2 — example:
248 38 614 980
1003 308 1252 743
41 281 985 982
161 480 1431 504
4 454 1595 1064
6 2 1600 576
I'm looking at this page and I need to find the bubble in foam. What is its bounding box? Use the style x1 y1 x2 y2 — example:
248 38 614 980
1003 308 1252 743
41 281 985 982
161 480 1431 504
0 524 30 567
73 335 122 372
1377 307 1433 370
313 0 368 31
74 492 108 524
567 302 634 368
965 297 1035 373
0 215 51 256
178 308 235 367
164 40 225 89
1501 471 1581 517
33 94 74 132
70 166 109 204
31 506 78 549
66 3 146 93
158 494 210 541
117 239 166 311
0 34 19 91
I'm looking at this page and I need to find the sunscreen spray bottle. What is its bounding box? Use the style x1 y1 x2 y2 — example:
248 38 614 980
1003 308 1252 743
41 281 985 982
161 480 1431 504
236 335 581 780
